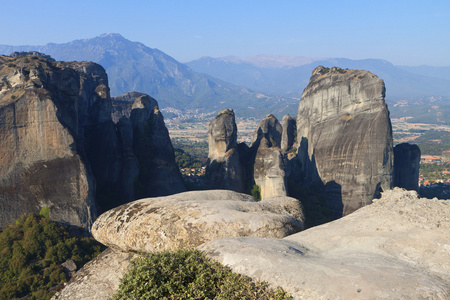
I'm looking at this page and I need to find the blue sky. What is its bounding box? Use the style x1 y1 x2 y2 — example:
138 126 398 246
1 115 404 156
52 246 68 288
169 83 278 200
1 0 449 66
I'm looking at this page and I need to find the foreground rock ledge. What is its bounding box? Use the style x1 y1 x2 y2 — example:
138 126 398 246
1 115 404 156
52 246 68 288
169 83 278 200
199 188 450 299
92 190 304 253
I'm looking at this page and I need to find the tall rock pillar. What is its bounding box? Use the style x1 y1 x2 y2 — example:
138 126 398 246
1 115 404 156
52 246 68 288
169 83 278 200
206 109 245 192
393 143 421 191
296 66 393 216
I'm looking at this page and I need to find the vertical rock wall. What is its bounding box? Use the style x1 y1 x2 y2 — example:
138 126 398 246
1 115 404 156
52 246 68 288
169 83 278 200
296 66 393 216
393 143 420 191
206 109 245 192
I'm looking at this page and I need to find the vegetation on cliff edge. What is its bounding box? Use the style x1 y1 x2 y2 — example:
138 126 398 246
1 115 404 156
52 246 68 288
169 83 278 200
112 249 290 300
0 213 105 300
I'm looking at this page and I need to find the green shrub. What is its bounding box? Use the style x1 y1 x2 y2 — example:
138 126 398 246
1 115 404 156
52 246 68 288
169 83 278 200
0 213 105 299
39 207 50 218
112 249 290 300
251 184 261 201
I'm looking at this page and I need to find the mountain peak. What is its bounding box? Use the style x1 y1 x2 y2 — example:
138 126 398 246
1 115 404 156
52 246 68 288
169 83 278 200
99 33 123 38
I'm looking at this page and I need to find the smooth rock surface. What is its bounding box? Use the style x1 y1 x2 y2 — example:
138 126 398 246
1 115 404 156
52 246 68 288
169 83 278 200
92 190 304 253
297 66 393 216
52 248 139 300
199 188 450 299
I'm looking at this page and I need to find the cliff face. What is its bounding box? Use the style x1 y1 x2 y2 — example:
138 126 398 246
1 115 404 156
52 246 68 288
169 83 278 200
393 143 420 191
0 53 185 229
297 66 393 216
251 115 290 199
206 109 245 192
0 54 102 229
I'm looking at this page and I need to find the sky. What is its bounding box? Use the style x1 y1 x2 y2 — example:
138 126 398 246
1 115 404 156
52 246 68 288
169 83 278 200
0 0 449 66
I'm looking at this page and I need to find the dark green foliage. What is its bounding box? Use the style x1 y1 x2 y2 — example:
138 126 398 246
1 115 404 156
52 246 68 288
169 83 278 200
174 148 203 169
0 214 105 300
172 140 209 159
251 184 261 201
415 143 450 156
112 249 290 300
318 67 330 75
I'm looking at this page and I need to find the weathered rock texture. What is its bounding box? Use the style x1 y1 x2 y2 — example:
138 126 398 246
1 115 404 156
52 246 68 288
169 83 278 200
254 147 289 199
0 54 102 229
0 53 184 229
111 91 158 123
297 66 393 216
251 115 290 200
250 114 283 150
393 143 420 191
200 188 450 299
206 109 245 192
281 114 296 151
92 190 304 253
52 248 140 300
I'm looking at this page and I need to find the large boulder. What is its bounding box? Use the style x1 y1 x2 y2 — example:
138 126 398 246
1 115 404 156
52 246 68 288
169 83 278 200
206 109 245 192
199 188 450 299
393 142 421 191
296 66 393 216
92 190 304 253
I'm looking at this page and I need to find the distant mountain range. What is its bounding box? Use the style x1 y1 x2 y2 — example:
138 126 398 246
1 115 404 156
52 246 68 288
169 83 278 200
1 34 449 124
186 56 450 101
0 34 295 118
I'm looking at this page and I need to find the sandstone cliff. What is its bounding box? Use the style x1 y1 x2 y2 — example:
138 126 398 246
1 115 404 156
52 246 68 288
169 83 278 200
296 66 393 216
0 53 185 229
251 114 290 199
206 109 245 192
393 143 420 191
0 54 102 230
281 114 296 152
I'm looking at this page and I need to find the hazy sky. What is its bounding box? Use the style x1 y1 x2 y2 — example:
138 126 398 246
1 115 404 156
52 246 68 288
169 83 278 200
1 0 449 66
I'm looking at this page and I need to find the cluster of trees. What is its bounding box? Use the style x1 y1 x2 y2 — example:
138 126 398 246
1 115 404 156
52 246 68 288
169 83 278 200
0 213 104 300
174 148 203 169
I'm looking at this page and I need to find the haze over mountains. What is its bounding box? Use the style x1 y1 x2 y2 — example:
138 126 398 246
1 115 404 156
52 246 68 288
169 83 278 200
1 33 449 123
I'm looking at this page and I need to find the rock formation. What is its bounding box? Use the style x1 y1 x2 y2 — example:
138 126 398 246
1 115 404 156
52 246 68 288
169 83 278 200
206 109 245 192
251 114 290 199
52 248 139 300
0 52 184 229
92 190 304 253
393 143 420 191
0 54 101 230
281 114 296 151
296 66 393 216
200 188 450 299
250 114 282 150
111 91 158 123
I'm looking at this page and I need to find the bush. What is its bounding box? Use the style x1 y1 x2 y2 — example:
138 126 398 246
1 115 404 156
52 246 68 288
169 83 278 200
251 184 262 201
39 207 50 218
112 249 290 300
0 213 105 299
